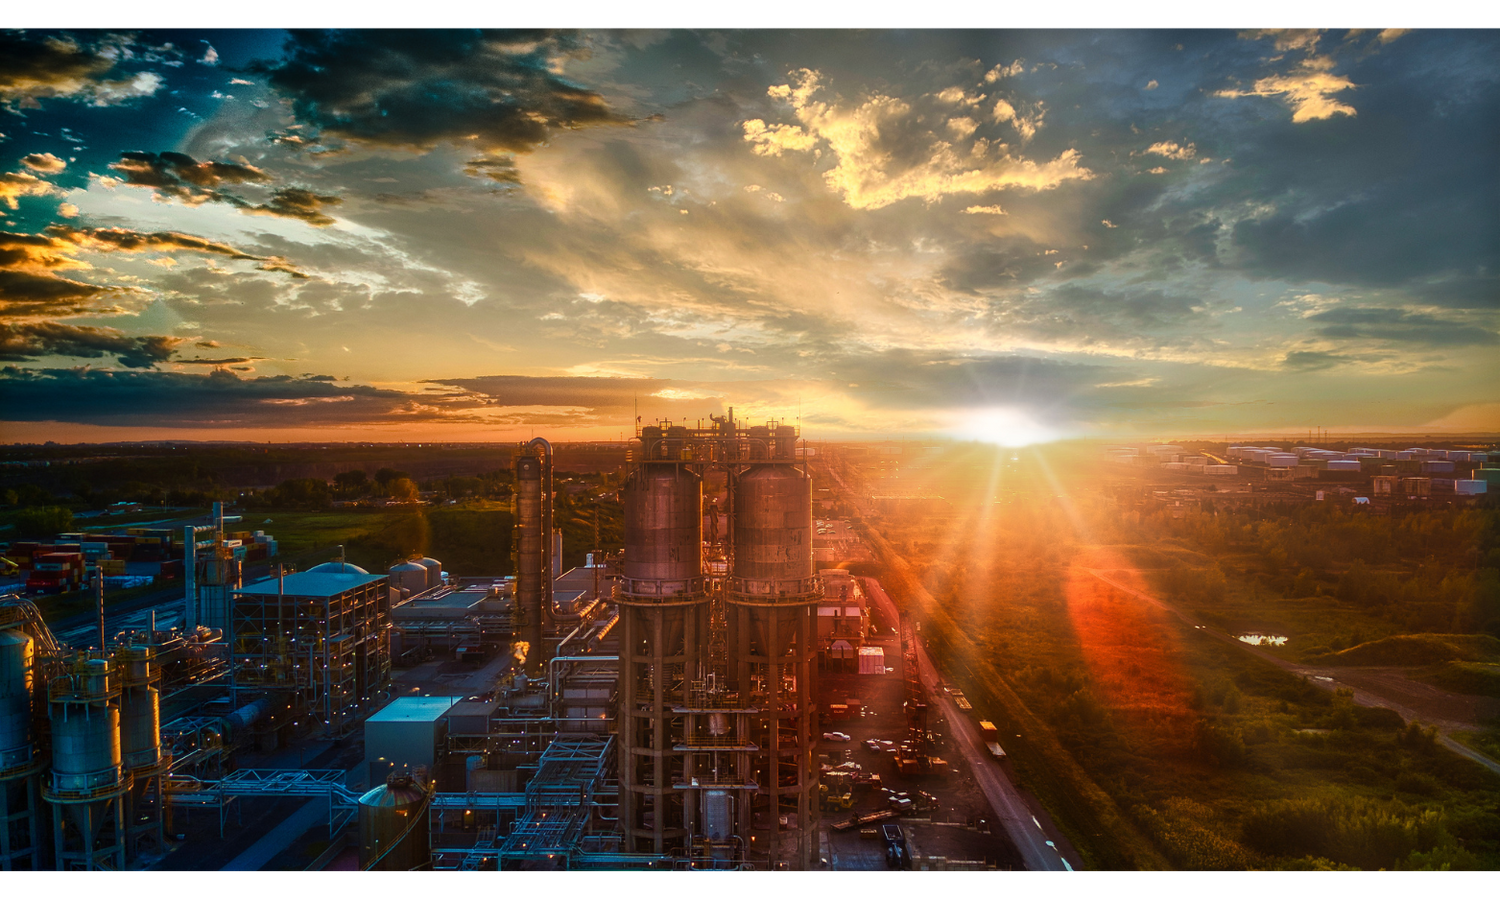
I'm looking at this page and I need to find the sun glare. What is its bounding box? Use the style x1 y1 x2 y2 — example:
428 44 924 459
948 407 1060 447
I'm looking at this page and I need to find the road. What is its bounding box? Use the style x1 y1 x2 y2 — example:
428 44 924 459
861 575 1074 872
1082 566 1500 777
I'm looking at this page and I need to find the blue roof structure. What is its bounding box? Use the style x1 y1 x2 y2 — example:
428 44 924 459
234 570 385 598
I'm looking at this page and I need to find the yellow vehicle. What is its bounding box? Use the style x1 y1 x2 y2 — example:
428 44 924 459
819 782 855 811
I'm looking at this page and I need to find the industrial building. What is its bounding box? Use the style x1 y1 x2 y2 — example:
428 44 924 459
1 410 828 871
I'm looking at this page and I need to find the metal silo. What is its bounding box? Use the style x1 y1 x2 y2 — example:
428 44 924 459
46 656 127 870
728 461 819 871
358 773 430 871
0 631 33 777
116 643 167 855
617 460 708 855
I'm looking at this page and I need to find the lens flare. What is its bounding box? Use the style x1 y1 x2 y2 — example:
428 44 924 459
947 407 1060 447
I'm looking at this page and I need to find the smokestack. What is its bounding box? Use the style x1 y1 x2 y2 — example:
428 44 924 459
183 525 197 631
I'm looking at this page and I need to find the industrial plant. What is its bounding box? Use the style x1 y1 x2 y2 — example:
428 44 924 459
0 413 855 871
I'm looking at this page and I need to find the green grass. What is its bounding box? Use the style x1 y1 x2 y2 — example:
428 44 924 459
1318 634 1500 667
259 507 516 576
1416 662 1500 698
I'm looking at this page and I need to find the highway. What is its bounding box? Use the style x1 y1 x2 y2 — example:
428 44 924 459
860 575 1074 872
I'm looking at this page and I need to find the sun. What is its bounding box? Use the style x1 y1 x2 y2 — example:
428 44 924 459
947 407 1061 447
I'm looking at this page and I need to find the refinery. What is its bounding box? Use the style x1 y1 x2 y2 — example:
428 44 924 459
0 413 1007 871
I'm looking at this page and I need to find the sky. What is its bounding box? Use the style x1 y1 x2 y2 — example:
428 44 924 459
0 26 1496 444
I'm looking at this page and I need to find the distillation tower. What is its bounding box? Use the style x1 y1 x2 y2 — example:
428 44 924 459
515 438 555 677
616 414 819 869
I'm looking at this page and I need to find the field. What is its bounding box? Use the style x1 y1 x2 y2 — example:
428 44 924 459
837 443 1500 870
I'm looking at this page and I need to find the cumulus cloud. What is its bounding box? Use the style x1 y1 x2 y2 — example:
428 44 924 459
742 68 1091 210
963 205 1007 215
1216 55 1357 122
990 97 1044 142
984 60 1023 82
0 32 167 111
1144 140 1195 160
20 152 66 173
0 321 183 368
254 30 631 156
0 170 61 208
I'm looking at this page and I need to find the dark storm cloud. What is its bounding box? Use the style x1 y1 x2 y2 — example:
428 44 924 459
0 321 182 368
1306 307 1498 347
0 367 477 428
0 31 166 111
254 30 631 157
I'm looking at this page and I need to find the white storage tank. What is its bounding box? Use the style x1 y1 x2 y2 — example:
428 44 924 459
1456 480 1487 496
388 561 428 596
1268 454 1299 468
416 557 442 590
1327 460 1362 472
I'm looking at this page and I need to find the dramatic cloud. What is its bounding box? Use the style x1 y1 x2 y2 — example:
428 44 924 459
0 367 474 427
107 150 271 205
20 152 65 173
255 30 630 156
743 68 1092 210
103 152 341 226
0 32 165 111
0 224 308 321
0 170 61 208
0 321 183 368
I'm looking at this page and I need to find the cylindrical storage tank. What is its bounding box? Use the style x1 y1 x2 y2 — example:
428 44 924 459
623 463 703 586
747 425 771 461
50 701 122 794
416 557 442 590
116 646 161 773
775 425 797 460
0 630 34 771
733 465 813 585
388 562 427 596
358 774 429 871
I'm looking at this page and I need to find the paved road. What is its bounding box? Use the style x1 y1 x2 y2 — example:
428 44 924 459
861 576 1073 872
1082 567 1500 777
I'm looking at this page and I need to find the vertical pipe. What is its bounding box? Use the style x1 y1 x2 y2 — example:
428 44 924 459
96 569 106 652
183 526 197 632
